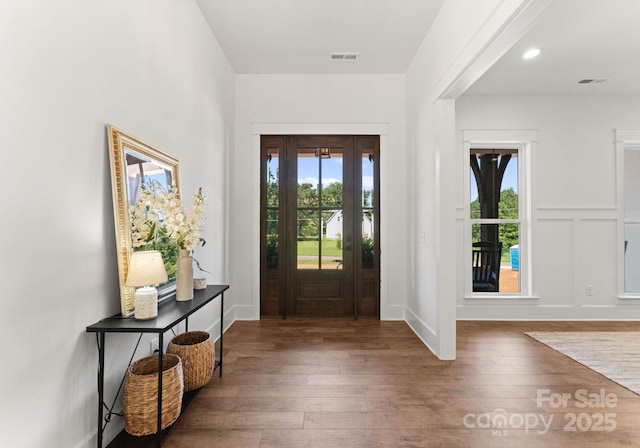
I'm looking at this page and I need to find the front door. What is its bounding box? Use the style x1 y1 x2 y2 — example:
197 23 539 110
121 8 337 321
261 135 380 317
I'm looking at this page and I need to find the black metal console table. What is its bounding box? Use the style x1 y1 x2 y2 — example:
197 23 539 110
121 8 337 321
86 284 229 448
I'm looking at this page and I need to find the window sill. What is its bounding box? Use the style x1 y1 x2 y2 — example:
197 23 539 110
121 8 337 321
618 294 640 301
463 294 539 301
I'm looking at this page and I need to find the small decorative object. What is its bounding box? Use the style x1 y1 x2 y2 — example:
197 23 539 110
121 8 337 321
123 354 184 436
193 277 207 290
176 249 194 301
125 250 168 320
132 183 208 302
167 331 214 391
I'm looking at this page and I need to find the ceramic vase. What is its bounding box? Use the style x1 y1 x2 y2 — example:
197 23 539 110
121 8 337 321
176 249 194 301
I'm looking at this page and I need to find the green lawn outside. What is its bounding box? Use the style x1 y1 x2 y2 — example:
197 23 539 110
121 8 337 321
297 239 342 257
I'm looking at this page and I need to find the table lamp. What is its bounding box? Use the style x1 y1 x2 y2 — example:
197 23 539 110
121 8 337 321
125 250 168 320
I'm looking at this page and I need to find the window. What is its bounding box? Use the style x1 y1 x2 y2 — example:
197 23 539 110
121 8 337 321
466 138 530 297
624 146 640 293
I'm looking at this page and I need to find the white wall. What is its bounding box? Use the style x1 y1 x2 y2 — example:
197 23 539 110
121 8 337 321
456 95 640 319
0 1 234 447
404 0 542 359
233 74 407 320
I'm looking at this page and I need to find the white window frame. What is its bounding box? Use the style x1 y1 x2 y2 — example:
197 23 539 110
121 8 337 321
616 129 640 299
463 130 535 299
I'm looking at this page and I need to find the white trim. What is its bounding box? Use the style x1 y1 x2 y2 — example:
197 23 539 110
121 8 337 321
462 129 536 299
463 295 539 301
384 304 407 321
538 206 617 211
617 134 625 297
618 295 640 301
252 122 389 136
436 99 457 360
75 432 97 448
615 129 640 143
458 305 640 320
252 133 262 320
405 307 451 360
616 129 640 298
251 123 392 319
470 219 520 224
438 0 554 100
463 129 538 144
204 308 237 336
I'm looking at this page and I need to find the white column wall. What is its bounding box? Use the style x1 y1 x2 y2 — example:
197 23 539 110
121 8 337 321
0 2 235 447
405 0 539 359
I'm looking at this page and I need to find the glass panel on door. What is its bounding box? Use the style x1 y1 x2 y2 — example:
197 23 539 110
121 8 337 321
362 153 375 269
296 147 344 270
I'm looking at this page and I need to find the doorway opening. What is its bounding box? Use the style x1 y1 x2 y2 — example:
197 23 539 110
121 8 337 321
260 135 380 317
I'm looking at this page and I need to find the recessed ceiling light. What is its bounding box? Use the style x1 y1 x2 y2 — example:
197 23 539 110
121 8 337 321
522 48 541 60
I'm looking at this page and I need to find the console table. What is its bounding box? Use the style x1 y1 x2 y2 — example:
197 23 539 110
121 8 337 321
86 284 229 448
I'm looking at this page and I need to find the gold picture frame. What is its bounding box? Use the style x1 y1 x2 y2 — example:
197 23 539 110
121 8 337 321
107 124 181 316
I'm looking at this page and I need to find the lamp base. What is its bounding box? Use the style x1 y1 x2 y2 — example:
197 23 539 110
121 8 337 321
134 286 158 320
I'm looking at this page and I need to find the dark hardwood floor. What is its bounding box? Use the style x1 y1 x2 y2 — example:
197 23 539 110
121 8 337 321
163 319 640 448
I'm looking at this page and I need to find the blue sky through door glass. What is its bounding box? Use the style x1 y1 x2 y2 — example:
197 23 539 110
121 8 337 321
298 156 343 187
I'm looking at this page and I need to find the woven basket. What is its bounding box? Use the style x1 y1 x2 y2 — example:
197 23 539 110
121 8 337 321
123 354 184 436
167 331 215 391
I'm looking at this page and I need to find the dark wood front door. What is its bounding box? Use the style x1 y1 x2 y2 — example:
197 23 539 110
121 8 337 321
261 135 380 317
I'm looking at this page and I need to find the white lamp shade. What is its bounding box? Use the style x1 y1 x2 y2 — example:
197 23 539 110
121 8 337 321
125 250 168 287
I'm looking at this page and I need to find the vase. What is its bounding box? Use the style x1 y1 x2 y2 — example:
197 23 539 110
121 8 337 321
176 249 194 301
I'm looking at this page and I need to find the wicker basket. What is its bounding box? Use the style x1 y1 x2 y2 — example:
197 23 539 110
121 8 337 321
167 331 215 391
123 354 184 436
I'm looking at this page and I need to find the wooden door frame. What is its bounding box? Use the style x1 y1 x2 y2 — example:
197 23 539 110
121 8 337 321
260 134 380 317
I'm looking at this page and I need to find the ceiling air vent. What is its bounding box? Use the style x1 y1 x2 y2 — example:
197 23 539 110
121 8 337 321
578 78 607 84
330 53 359 62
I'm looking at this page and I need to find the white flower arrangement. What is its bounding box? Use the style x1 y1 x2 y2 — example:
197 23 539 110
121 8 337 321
130 182 206 252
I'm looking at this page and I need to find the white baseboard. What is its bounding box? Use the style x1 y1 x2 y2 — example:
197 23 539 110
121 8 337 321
76 431 97 448
404 307 439 357
381 304 406 320
457 304 640 320
233 304 258 320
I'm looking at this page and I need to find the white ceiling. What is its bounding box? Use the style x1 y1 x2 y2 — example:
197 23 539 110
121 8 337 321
196 0 640 95
195 0 445 74
465 0 640 96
